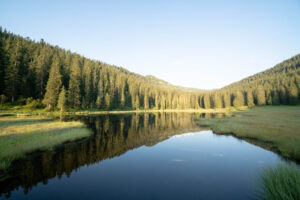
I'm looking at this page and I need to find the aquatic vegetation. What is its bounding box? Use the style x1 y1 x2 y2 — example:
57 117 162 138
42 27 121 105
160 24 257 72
259 164 300 200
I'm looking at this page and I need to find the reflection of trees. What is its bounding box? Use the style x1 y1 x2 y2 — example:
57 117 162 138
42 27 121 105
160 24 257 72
0 112 211 197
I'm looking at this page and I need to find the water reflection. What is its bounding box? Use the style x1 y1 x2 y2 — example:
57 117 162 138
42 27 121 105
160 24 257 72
0 112 211 198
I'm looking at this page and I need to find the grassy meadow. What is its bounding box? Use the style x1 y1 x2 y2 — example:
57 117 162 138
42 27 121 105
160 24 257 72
0 115 92 171
196 106 300 162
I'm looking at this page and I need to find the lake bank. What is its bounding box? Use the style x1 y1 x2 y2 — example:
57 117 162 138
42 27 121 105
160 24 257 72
0 105 248 117
195 105 300 162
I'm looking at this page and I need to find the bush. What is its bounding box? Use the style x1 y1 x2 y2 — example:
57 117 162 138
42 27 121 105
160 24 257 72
26 99 44 109
26 97 34 105
17 97 26 105
0 94 7 105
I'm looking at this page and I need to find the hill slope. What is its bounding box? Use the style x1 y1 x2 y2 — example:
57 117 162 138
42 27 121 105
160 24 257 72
219 54 300 106
0 28 205 110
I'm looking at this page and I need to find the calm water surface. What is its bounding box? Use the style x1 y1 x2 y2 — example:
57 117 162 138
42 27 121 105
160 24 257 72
0 113 293 200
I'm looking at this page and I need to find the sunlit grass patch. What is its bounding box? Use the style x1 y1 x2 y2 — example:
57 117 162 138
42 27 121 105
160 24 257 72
0 119 85 136
0 116 92 171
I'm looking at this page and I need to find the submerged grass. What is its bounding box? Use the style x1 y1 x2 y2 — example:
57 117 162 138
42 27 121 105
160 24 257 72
0 116 92 171
259 164 300 200
195 106 300 161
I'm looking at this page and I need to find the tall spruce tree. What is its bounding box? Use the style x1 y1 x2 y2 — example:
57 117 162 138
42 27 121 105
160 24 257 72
203 94 211 109
272 90 280 105
233 90 244 107
144 92 149 110
256 85 266 106
287 83 299 105
246 90 255 107
57 86 67 111
279 86 288 104
68 55 81 108
222 92 231 108
213 93 222 108
43 56 62 109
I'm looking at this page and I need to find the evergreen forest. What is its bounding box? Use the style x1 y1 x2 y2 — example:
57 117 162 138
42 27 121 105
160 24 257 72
1 28 300 110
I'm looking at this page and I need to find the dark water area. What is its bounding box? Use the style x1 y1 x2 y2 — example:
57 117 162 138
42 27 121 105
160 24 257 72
0 112 293 200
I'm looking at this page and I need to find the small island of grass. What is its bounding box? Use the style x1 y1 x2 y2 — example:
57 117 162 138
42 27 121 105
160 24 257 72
0 115 92 171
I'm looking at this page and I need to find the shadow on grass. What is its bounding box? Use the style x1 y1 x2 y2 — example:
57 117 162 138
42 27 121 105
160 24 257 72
0 118 54 128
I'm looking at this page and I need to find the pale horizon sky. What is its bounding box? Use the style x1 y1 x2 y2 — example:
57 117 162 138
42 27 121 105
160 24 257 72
1 0 300 89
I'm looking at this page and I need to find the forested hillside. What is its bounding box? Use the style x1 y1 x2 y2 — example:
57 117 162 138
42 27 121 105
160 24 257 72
221 54 300 106
0 28 299 110
0 28 205 110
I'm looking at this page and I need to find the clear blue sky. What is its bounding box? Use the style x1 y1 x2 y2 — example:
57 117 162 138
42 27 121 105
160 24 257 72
1 0 300 89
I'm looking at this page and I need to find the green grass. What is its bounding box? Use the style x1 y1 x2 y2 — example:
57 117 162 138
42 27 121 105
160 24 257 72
195 106 300 161
0 116 92 171
259 164 300 200
1 104 245 117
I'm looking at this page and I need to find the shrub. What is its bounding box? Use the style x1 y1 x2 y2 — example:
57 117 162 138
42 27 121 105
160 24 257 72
17 97 26 105
26 98 44 109
0 94 7 105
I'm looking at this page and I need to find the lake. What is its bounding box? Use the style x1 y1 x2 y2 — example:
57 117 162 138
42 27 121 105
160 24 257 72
0 112 293 200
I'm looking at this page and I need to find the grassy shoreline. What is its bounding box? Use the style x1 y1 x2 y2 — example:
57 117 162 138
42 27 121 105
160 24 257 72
196 105 300 162
0 115 92 171
0 105 249 117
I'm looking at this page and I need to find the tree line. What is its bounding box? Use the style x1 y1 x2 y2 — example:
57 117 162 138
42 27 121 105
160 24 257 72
0 28 299 110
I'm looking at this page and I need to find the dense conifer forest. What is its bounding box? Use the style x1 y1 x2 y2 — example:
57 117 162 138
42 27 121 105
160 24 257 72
0 28 299 110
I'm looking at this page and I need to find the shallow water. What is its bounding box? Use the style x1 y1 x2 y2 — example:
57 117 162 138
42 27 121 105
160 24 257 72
0 113 292 200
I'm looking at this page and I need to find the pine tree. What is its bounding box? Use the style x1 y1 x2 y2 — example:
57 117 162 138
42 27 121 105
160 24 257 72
105 93 111 109
287 83 299 105
43 56 62 109
96 96 102 109
155 92 159 109
279 86 288 104
83 61 93 108
213 93 222 108
222 92 231 108
160 94 166 110
272 90 280 105
256 85 266 106
265 90 272 105
246 90 255 107
68 55 81 108
144 93 149 110
97 79 104 109
57 86 67 111
232 90 244 107
203 94 211 109
135 95 140 110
